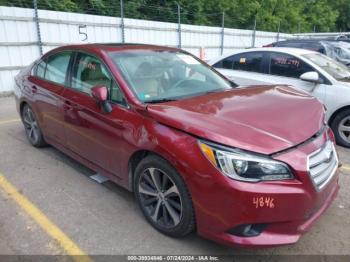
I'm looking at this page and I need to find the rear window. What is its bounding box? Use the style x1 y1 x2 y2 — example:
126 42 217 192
44 52 71 85
34 60 46 78
214 52 263 73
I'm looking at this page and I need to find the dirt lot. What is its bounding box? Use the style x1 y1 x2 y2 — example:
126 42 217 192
0 96 349 259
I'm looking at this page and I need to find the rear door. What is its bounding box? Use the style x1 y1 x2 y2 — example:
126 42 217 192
213 51 269 86
28 51 73 145
61 51 130 178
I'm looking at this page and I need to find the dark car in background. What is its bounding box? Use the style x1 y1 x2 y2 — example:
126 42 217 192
265 39 350 66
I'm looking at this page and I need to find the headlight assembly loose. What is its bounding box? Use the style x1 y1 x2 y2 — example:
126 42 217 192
199 141 293 182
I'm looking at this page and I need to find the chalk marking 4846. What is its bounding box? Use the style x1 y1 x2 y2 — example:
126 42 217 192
253 197 275 208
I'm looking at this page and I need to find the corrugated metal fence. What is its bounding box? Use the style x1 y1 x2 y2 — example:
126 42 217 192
0 6 292 93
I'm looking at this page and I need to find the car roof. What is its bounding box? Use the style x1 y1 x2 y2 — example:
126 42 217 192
276 39 330 43
276 38 350 43
56 43 180 53
273 39 350 46
230 47 319 56
208 47 319 65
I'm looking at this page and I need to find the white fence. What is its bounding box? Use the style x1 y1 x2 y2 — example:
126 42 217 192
0 6 292 93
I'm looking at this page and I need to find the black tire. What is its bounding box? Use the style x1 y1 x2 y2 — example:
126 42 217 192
21 104 47 147
331 109 350 148
134 155 195 238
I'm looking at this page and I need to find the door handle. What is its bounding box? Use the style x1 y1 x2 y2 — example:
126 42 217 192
63 100 78 111
63 100 73 111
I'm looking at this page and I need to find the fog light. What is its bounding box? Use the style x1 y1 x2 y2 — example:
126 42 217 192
227 223 267 237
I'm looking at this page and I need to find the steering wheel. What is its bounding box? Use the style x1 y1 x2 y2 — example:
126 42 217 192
172 79 197 89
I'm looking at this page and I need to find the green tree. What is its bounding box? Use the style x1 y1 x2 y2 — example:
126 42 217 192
330 0 350 31
303 0 338 32
37 0 79 12
0 0 346 33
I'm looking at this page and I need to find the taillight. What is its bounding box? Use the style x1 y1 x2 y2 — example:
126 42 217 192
263 43 273 47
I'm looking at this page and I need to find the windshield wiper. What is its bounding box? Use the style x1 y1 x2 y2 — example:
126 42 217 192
199 89 230 96
203 89 224 94
145 98 178 104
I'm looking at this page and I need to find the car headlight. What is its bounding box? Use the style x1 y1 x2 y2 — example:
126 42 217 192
198 141 293 182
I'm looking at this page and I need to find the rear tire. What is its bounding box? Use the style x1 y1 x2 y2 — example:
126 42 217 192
21 104 47 147
331 109 350 148
134 155 195 238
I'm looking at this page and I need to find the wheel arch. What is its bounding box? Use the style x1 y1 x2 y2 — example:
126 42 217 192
128 149 170 192
126 121 196 192
328 105 350 127
19 100 28 116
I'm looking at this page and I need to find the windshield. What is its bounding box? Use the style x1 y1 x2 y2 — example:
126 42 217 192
303 53 350 81
108 50 232 102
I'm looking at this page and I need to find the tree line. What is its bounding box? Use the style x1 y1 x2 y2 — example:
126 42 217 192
1 0 349 33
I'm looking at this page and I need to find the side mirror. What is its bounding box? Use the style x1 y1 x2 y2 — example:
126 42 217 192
91 86 112 113
300 71 323 84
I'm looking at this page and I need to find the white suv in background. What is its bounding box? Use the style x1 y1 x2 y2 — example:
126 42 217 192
209 47 350 148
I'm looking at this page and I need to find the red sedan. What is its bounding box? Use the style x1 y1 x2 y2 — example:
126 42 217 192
14 44 339 247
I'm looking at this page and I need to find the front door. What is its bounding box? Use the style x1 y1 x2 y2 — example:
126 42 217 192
61 51 131 178
265 52 327 102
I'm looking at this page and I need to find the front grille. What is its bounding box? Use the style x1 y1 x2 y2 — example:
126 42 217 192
307 141 338 191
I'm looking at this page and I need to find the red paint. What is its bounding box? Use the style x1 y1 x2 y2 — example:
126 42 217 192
14 44 339 248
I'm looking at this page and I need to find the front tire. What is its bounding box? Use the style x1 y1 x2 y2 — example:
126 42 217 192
21 104 47 147
331 109 350 148
134 155 195 237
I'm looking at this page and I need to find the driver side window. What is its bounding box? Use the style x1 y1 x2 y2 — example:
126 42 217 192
71 53 126 105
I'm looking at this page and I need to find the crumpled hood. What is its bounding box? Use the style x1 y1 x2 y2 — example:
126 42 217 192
146 85 325 155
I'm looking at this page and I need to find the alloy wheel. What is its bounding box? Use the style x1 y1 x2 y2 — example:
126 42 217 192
22 106 40 145
339 116 350 144
138 167 182 228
